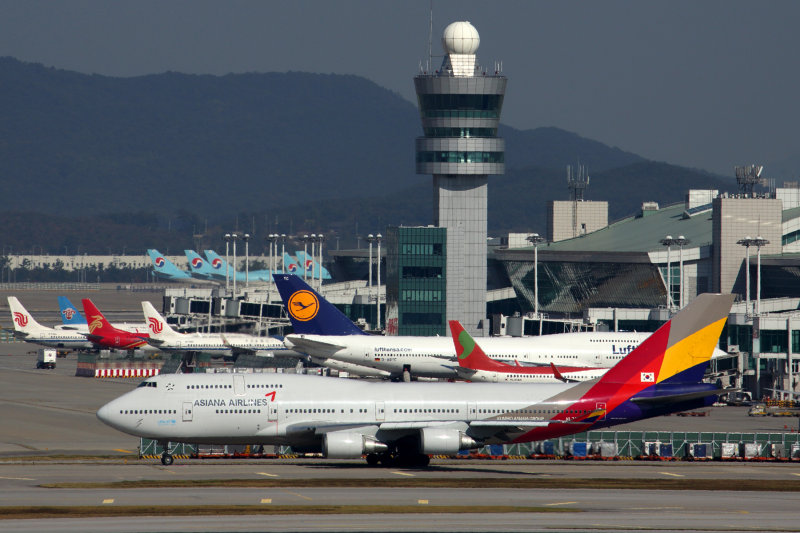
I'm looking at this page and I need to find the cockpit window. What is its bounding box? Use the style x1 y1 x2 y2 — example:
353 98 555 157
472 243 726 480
137 381 157 388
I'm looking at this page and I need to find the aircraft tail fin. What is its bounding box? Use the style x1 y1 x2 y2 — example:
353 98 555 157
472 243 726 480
141 301 182 340
81 299 120 336
203 250 231 277
7 297 47 334
273 274 367 335
147 249 191 279
449 320 511 371
58 296 86 325
294 251 332 280
283 253 300 274
184 250 215 277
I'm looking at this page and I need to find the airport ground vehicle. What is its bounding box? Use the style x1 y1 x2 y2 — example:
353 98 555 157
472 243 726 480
36 348 56 369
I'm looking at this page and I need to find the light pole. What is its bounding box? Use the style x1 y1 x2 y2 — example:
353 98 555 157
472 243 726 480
243 233 250 289
231 232 239 297
367 234 375 311
754 236 769 315
317 233 325 291
310 234 317 282
675 236 689 309
302 234 309 280
224 233 232 293
376 233 382 330
527 233 545 315
280 234 286 274
737 236 754 315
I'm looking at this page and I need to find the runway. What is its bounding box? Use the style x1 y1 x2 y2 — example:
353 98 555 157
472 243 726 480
2 327 800 531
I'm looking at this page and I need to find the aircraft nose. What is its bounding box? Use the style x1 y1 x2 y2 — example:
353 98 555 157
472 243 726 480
96 401 116 427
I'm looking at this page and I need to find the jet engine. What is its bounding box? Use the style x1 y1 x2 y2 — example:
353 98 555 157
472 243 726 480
419 428 479 455
323 432 388 459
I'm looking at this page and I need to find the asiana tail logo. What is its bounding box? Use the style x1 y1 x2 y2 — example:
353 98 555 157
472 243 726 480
288 290 319 322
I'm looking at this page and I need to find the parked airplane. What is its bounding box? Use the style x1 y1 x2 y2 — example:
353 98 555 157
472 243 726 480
7 297 94 350
81 299 155 352
97 293 734 466
294 250 332 280
274 274 658 381
183 250 220 281
142 301 296 360
202 250 273 282
147 249 193 281
283 253 301 274
450 321 607 383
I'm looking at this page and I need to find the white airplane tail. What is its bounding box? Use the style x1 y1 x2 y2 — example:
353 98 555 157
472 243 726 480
141 301 182 340
7 297 49 335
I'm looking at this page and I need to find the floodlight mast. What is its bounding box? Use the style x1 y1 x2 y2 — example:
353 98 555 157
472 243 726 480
527 233 545 315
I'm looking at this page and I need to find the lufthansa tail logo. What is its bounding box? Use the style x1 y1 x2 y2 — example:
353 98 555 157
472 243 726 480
288 290 319 321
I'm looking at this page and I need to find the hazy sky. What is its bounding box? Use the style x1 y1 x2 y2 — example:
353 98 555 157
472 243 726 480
2 0 798 176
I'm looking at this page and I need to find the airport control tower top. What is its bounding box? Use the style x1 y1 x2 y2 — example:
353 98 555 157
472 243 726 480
440 21 480 76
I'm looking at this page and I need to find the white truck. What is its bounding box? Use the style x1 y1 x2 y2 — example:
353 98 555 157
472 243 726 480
36 348 56 369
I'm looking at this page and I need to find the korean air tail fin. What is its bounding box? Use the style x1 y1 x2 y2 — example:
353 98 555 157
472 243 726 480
184 250 216 278
273 274 367 335
283 253 300 274
141 301 182 340
147 249 191 280
58 296 86 325
294 251 332 280
7 297 48 335
203 250 232 277
449 320 514 372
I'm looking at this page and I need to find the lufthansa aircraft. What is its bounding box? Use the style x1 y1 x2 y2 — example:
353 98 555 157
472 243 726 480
274 274 655 381
97 293 733 466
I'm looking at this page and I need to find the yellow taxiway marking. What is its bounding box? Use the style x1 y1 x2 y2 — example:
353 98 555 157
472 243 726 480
260 498 272 504
418 500 429 505
257 472 279 477
545 501 577 507
282 490 312 501
102 499 114 504
113 448 134 454
0 476 35 481
659 471 685 477
792 473 800 477
392 471 415 477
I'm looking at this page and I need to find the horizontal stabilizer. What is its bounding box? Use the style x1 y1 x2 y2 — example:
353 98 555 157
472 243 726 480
630 387 730 405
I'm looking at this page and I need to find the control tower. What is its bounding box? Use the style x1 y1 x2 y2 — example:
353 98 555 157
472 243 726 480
414 21 506 335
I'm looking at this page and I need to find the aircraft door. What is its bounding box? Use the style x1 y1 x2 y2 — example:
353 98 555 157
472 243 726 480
233 375 245 396
182 401 193 422
268 403 278 422
375 402 385 421
468 402 477 421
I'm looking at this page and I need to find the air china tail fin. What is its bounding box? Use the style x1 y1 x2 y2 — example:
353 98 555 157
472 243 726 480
272 274 367 335
58 296 86 325
7 297 48 335
450 320 515 372
147 249 191 280
141 301 182 340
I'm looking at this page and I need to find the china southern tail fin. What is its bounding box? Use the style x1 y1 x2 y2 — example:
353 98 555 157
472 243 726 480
273 274 367 335
58 296 86 325
449 320 513 371
7 297 48 335
147 249 192 280
141 301 182 340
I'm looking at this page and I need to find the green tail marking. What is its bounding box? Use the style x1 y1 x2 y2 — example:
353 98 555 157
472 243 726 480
457 330 475 360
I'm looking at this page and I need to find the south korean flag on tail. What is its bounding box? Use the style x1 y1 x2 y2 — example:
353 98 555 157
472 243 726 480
640 372 656 383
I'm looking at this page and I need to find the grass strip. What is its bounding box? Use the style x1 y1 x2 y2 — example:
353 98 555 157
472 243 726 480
0 504 574 520
41 477 800 492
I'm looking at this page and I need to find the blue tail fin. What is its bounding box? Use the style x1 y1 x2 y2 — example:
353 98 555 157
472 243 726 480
147 249 192 280
184 250 216 279
283 252 300 274
58 296 86 325
203 250 232 277
273 274 366 335
294 251 332 280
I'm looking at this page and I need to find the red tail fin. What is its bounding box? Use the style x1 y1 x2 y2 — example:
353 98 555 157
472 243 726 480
449 320 512 371
82 299 120 336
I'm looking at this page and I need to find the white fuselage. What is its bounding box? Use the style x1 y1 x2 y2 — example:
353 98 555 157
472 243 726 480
97 373 570 447
284 331 651 379
15 328 94 350
458 366 609 384
155 332 291 358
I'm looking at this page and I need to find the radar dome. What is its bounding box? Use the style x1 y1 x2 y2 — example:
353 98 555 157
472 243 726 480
442 21 480 55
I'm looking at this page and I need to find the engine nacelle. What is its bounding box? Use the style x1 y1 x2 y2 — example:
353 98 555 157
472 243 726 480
323 432 388 459
419 428 479 455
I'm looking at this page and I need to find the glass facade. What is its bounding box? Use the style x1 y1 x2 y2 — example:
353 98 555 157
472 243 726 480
417 94 504 119
424 127 497 138
386 226 447 336
416 151 504 164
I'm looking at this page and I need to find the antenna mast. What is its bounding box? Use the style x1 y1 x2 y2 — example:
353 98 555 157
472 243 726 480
428 0 433 72
567 164 590 238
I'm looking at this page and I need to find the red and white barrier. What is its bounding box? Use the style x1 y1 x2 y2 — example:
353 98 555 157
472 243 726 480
93 367 160 378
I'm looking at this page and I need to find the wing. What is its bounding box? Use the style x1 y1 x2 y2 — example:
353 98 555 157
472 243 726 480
283 335 347 356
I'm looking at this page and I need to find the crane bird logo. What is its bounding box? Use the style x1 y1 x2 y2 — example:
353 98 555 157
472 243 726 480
287 290 319 322
148 317 163 334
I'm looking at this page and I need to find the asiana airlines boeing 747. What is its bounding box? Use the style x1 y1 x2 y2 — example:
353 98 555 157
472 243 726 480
97 293 734 467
